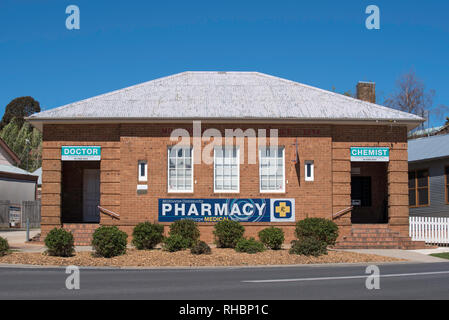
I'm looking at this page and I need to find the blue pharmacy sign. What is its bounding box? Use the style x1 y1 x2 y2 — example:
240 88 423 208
158 198 295 223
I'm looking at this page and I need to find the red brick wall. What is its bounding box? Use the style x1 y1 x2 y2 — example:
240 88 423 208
40 123 409 244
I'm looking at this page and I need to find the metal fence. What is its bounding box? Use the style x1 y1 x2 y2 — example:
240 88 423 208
410 216 449 245
22 200 41 228
0 200 41 229
0 200 9 228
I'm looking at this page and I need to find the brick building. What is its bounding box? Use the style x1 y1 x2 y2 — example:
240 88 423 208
27 72 426 248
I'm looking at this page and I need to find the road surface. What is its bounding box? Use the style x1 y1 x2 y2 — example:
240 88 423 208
0 262 449 300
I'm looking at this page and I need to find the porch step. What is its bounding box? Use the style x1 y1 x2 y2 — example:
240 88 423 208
63 223 100 246
334 225 428 249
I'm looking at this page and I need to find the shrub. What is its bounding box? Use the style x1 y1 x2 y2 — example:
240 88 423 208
132 222 164 250
44 228 75 257
92 226 128 258
0 237 9 257
295 218 339 246
168 219 200 248
213 220 245 248
163 234 191 252
258 227 285 250
190 241 211 255
235 237 265 254
289 238 328 257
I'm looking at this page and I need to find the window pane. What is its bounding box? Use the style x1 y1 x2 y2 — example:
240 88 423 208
409 189 416 206
215 147 238 191
168 146 193 191
417 170 428 187
259 147 284 191
418 188 429 205
408 172 416 188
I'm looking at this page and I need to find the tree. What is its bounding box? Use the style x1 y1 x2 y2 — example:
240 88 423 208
1 96 40 129
384 70 434 117
0 118 42 171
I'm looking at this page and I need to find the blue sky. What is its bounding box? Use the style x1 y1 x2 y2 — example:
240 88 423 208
1 0 448 126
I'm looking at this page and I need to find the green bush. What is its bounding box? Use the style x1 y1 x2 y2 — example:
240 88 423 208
213 220 245 248
168 219 200 248
163 234 191 252
289 238 328 257
91 226 128 258
258 227 285 250
295 218 339 246
235 237 265 254
44 228 75 257
190 241 211 255
132 222 164 250
0 237 9 257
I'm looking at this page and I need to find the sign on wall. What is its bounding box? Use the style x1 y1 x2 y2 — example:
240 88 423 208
61 146 101 161
158 198 295 223
350 147 389 162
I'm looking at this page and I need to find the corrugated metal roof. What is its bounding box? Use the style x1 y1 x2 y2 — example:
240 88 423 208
0 164 37 176
32 167 42 185
28 71 423 123
408 134 449 162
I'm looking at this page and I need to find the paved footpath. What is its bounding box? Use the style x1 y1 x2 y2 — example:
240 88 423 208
1 262 449 299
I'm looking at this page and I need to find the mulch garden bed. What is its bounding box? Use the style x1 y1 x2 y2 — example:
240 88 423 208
0 248 402 267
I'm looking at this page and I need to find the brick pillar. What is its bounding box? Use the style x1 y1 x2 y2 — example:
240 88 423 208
387 147 410 236
40 146 62 239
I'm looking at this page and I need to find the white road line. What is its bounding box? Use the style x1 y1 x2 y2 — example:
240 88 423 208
242 270 449 283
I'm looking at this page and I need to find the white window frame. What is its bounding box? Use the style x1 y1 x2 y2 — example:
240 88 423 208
259 146 286 193
138 160 148 182
305 160 314 182
167 146 194 193
214 146 240 193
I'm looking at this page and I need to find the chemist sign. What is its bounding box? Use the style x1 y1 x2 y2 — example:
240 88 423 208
350 147 389 162
158 198 295 223
61 146 101 161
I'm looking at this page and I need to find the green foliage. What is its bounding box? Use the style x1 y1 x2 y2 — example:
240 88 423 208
163 234 190 252
0 237 9 257
190 241 211 255
1 96 40 129
235 237 265 254
92 226 128 258
44 228 75 257
213 220 245 248
132 222 164 250
168 219 200 248
295 218 339 246
0 118 42 171
258 227 285 250
289 238 328 257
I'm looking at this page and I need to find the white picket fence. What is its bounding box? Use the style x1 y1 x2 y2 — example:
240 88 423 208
410 216 449 245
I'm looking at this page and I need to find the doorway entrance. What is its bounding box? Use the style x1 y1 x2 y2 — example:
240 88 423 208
61 161 100 223
350 162 388 224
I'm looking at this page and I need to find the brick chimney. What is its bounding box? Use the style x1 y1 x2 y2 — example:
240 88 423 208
356 82 376 103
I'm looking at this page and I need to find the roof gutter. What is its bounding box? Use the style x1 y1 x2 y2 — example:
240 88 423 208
26 117 424 132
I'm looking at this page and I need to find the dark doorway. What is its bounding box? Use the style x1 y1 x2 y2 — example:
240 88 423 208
61 161 100 223
351 162 388 224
